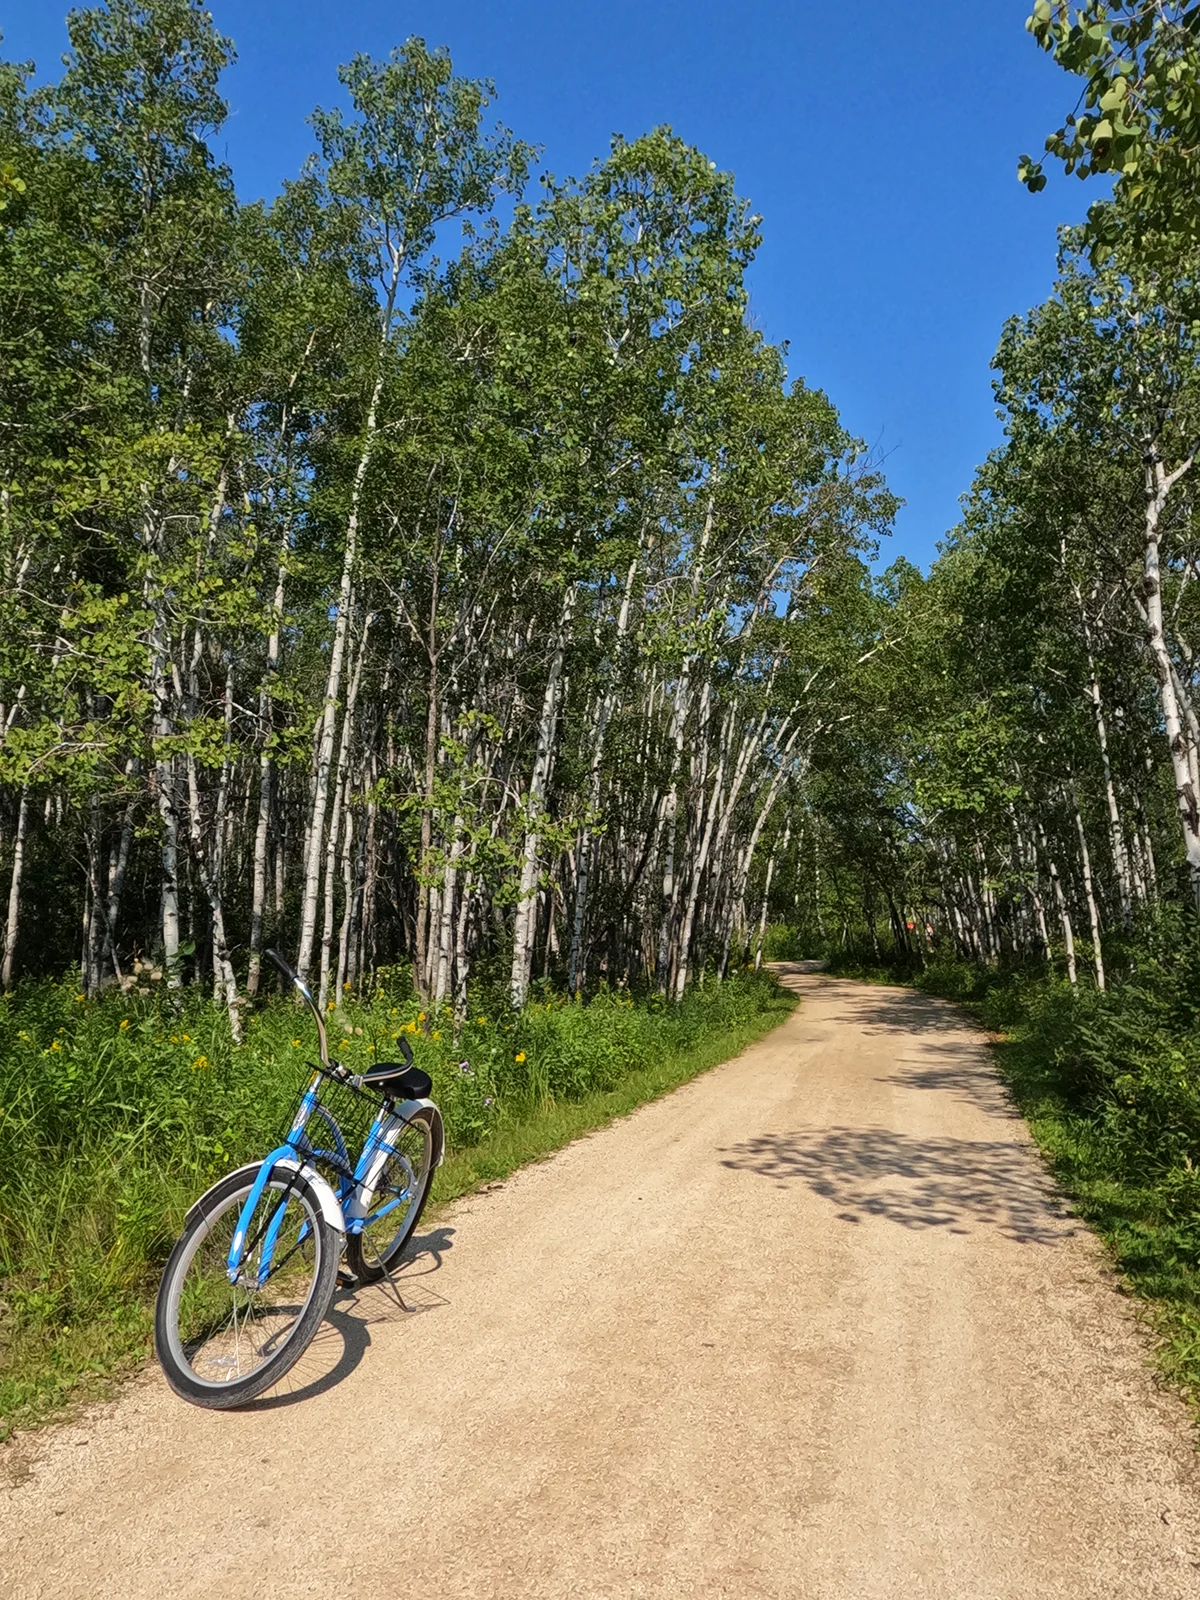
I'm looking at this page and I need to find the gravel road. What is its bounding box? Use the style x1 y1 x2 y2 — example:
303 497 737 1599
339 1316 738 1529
3 967 1200 1598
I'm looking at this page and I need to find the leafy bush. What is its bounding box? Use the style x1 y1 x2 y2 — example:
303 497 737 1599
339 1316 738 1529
0 968 787 1434
758 924 809 960
915 956 993 1004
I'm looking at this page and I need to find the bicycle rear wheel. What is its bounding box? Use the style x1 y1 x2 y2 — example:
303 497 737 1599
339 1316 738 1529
155 1164 341 1408
345 1108 436 1283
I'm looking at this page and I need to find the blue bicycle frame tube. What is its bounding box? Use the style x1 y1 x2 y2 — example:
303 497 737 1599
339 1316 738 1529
344 1110 418 1234
226 1073 322 1284
225 1142 303 1285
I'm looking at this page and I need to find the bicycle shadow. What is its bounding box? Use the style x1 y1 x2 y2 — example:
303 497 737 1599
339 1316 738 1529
243 1224 456 1411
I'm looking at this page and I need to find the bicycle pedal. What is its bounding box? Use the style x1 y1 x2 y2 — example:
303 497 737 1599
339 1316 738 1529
337 1269 358 1288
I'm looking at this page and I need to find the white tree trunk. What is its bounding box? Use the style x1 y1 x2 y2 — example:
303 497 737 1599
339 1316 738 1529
1037 819 1076 986
1085 650 1134 926
1141 446 1200 894
297 267 401 981
1071 786 1105 991
2 790 29 990
510 587 576 1009
248 527 289 995
567 556 639 994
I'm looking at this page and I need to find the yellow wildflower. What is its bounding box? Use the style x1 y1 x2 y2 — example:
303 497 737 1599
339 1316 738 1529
50 1040 61 1052
191 1055 209 1071
515 1050 527 1063
432 1030 441 1041
292 1039 300 1048
476 1017 486 1026
417 1011 426 1023
119 1019 129 1030
76 993 85 1003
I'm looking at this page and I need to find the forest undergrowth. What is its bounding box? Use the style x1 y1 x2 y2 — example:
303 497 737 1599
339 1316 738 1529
0 968 793 1439
822 914 1200 1417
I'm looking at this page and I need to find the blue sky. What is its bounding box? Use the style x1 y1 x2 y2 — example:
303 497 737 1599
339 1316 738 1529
3 2 1092 568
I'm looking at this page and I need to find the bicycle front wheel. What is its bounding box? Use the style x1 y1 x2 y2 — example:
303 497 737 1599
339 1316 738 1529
155 1164 341 1408
345 1108 436 1283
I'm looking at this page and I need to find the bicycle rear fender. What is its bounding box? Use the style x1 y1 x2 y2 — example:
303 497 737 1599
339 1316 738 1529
346 1099 444 1226
400 1098 445 1168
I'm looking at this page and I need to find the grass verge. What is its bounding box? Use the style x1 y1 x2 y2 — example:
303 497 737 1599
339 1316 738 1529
0 970 795 1441
830 928 1200 1421
987 1019 1200 1415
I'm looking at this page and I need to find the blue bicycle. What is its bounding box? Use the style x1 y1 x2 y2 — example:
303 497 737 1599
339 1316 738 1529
155 950 443 1409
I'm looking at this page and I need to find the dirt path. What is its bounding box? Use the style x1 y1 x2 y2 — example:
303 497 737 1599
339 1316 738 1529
4 968 1200 1599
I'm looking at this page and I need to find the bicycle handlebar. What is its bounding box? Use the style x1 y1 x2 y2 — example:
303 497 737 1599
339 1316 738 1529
265 948 330 1067
264 948 420 1074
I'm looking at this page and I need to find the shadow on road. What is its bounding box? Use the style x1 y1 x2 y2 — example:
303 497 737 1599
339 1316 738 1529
243 1224 455 1411
881 1053 1023 1122
719 1129 1070 1245
823 989 980 1037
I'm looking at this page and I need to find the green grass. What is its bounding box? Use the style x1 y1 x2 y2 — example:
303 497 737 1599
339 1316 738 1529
0 968 794 1438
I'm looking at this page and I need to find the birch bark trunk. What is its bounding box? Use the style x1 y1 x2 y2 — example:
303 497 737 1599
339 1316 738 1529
1141 444 1200 895
248 523 289 995
753 814 790 970
2 790 29 990
318 625 370 1012
510 585 576 1010
1037 819 1077 986
1071 785 1105 990
1085 649 1134 926
673 733 727 1001
568 556 639 994
297 260 404 982
434 820 464 1007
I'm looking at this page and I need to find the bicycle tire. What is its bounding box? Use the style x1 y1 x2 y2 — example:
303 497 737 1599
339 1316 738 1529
345 1107 436 1284
155 1162 341 1409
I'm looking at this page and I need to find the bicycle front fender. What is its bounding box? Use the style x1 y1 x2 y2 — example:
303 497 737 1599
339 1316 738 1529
225 1148 346 1284
271 1157 346 1232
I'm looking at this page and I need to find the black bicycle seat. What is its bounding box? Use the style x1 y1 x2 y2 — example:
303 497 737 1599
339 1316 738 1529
359 1061 433 1100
